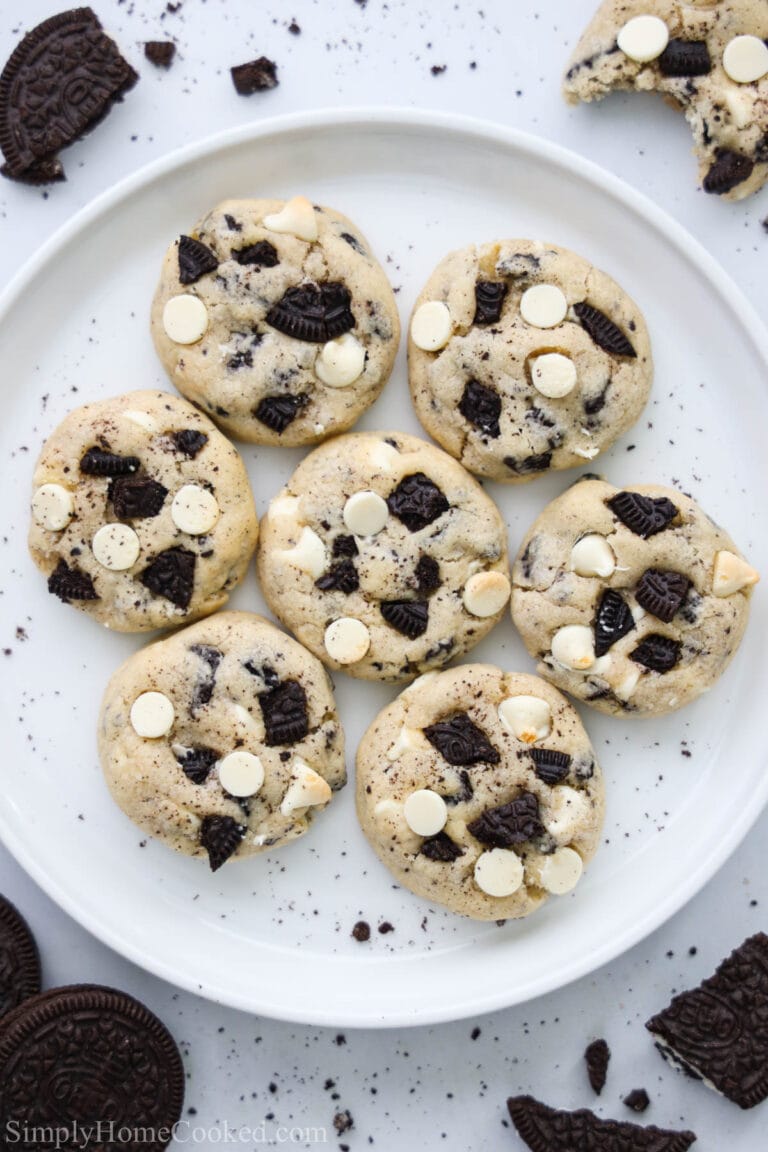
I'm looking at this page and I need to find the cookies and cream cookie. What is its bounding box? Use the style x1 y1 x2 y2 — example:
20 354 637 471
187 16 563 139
98 611 345 869
408 239 652 482
356 664 604 921
256 431 512 682
151 196 400 445
29 390 258 631
564 0 768 200
511 477 758 716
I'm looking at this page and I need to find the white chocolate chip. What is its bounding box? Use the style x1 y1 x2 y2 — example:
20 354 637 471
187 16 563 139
411 301 452 351
723 35 768 84
724 87 754 129
630 602 646 624
403 789 448 837
543 786 591 843
374 798 402 822
32 484 74 531
229 703 261 730
343 490 389 536
613 660 642 702
712 550 759 597
617 14 669 63
218 751 265 797
171 484 220 535
368 440 400 472
573 444 600 460
124 409 157 431
530 352 577 398
463 570 511 617
551 624 595 671
162 294 208 344
277 526 327 578
92 523 140 571
315 333 365 387
570 535 616 578
324 617 370 664
498 695 551 743
402 670 439 699
263 195 318 242
270 494 302 521
386 726 428 760
130 691 174 738
280 759 332 815
519 284 568 329
539 847 583 895
474 848 524 897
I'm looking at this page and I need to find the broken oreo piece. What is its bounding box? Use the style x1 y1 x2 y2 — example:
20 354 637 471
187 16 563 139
594 589 635 656
529 747 571 785
110 476 168 519
506 1095 696 1152
423 712 500 766
473 280 507 325
414 554 441 595
467 792 543 848
504 452 553 475
585 1037 610 1095
259 679 309 745
703 149 754 196
332 533 358 559
189 643 222 713
178 235 218 284
623 1089 651 1114
658 39 711 77
144 40 176 68
386 473 449 532
174 745 218 785
459 379 502 438
315 559 359 594
171 429 208 457
630 634 681 674
47 560 98 603
635 570 691 623
419 832 465 862
266 282 354 342
646 932 768 1109
380 600 429 639
254 393 308 434
230 56 279 94
234 240 279 267
608 491 678 538
140 547 195 610
80 447 140 476
0 895 41 1019
200 815 246 871
573 302 636 358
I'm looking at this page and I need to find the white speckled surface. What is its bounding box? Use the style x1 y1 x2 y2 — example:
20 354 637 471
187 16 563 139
0 1 766 1147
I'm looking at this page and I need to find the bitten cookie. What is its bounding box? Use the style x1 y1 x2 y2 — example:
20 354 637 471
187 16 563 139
408 239 652 482
151 195 400 445
511 478 759 716
256 431 512 682
564 0 768 200
356 665 604 921
98 611 345 869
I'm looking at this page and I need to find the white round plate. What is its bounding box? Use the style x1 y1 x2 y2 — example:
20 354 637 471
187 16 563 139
1 110 767 1028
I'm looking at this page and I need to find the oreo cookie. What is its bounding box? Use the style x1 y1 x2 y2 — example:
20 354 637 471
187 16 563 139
47 560 98 603
635 569 690 623
177 235 218 284
315 559 359 593
423 712 500 766
144 40 176 68
0 896 41 1020
386 473 449 532
258 679 309 745
140 547 196 610
419 832 465 862
174 745 218 785
608 491 678 538
266 282 354 342
234 240 279 267
658 39 711 77
573 302 636 358
630 634 681 674
593 589 635 656
467 792 543 848
703 150 754 196
473 280 507 325
230 56 279 94
80 446 140 476
170 429 208 458
529 747 571 785
380 600 429 639
254 393 308 434
110 476 168 519
459 379 502 438
200 815 246 871
507 1095 696 1151
585 1037 610 1095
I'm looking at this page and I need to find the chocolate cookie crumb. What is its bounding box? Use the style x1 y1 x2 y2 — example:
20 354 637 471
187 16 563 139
144 40 175 68
351 921 370 942
623 1088 650 1113
231 57 279 95
333 1111 354 1135
584 1037 610 1095
377 921 394 935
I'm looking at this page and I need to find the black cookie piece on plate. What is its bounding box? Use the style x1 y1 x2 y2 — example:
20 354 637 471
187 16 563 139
506 1095 696 1151
0 896 41 1019
584 1036 610 1094
646 932 768 1109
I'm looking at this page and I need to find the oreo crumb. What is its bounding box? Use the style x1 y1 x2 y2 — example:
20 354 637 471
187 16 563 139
231 57 279 95
431 64 447 76
333 1112 354 1135
144 41 175 68
352 920 370 942
377 921 394 935
623 1089 650 1113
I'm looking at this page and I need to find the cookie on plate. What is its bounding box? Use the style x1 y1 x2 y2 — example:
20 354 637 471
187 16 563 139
0 895 41 1020
29 390 258 632
256 430 512 682
408 239 652 482
511 477 758 716
150 195 400 445
356 664 604 921
564 0 768 200
99 611 345 869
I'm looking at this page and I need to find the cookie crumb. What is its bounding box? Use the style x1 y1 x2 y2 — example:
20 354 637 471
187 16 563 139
623 1088 650 1113
144 41 175 68
231 57 279 95
352 920 371 942
333 1111 354 1135
584 1038 610 1094
377 921 394 934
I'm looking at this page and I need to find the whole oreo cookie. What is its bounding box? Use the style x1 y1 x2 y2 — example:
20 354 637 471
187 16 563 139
0 896 41 1020
0 984 184 1145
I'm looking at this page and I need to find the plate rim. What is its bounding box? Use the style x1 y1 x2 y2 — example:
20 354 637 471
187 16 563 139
2 107 768 1028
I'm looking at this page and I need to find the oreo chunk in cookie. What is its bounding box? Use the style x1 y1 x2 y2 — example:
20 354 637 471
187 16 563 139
423 712 500 766
0 895 41 1019
386 472 449 532
507 1094 696 1151
467 792 544 848
646 932 768 1109
266 282 354 342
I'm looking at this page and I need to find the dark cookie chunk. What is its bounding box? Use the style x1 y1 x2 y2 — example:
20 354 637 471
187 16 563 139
254 393 308 434
234 240 279 267
635 570 691 623
332 533 358 558
624 1089 651 1113
231 56 279 94
140 547 195 609
0 985 184 1143
0 896 41 1019
594 589 635 656
630 634 681 674
414 555 441 595
178 234 218 284
80 446 140 476
608 491 679 538
504 452 553 475
200 815 246 871
171 428 208 457
351 921 370 942
0 9 138 184
419 831 465 862
423 712 500 766
47 560 98 603
110 476 168 519
259 679 309 745
144 40 176 68
386 473 449 532
266 282 354 342
573 302 636 358
529 747 571 785
703 149 754 196
473 280 507 325
340 231 366 255
507 1095 696 1152
467 791 543 848
444 769 473 805
459 379 502 438
646 932 768 1109
585 1038 611 1095
658 39 711 77
189 643 222 713
174 745 219 785
380 600 429 639
315 559 359 593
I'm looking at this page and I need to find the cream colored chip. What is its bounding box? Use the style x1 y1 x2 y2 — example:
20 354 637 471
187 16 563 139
617 14 669 63
130 691 175 738
723 35 768 85
324 617 371 664
411 301 452 351
530 352 577 398
463 570 511 617
315 334 366 387
277 526 327 578
386 725 427 760
403 789 448 837
551 624 595 671
474 848 524 897
280 759 332 815
498 695 551 743
32 484 74 531
162 295 208 344
539 847 583 895
218 751 265 797
543 785 592 843
519 284 568 329
263 195 318 242
270 494 302 522
92 523 141 571
570 534 616 578
171 485 220 536
712 550 760 597
343 490 389 536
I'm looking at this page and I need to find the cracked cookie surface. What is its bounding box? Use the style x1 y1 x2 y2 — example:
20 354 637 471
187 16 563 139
408 239 652 483
511 478 758 716
151 196 400 445
98 611 345 868
356 664 604 920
